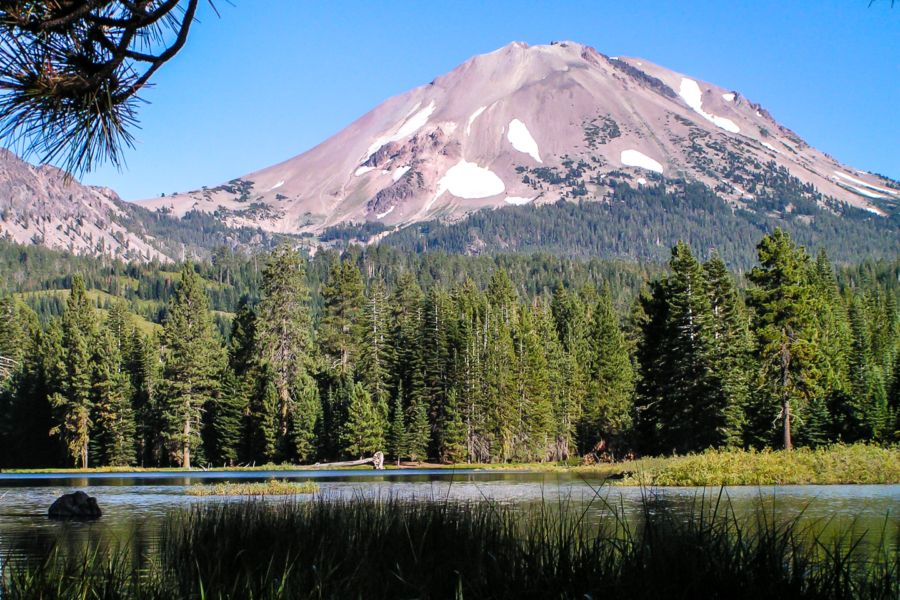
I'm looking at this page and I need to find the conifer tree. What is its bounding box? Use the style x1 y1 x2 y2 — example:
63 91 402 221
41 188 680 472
343 382 384 458
703 254 753 447
249 376 280 462
319 260 365 376
483 301 517 461
584 286 634 456
159 263 222 468
635 242 720 455
440 387 468 463
359 277 392 421
847 292 890 440
747 229 822 450
207 302 256 466
536 299 580 460
255 245 319 460
406 395 431 462
50 275 97 468
390 272 425 391
0 302 49 467
92 325 136 466
515 304 552 461
387 383 407 464
420 286 453 447
129 330 162 467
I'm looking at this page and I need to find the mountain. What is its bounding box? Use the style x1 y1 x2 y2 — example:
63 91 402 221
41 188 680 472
136 41 899 239
0 150 285 262
0 149 172 261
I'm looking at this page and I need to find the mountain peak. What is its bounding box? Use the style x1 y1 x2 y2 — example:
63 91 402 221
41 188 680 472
135 41 898 236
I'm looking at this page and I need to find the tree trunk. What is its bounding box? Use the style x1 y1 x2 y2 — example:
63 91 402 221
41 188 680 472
783 395 792 451
781 343 792 451
183 417 191 469
316 451 384 470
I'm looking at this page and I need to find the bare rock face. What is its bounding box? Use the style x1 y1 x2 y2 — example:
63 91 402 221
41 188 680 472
48 491 102 519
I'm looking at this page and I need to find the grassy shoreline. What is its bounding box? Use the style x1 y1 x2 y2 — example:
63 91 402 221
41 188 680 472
3 444 899 486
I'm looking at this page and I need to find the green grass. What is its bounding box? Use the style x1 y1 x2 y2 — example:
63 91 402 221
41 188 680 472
603 444 900 486
2 492 898 599
186 479 319 496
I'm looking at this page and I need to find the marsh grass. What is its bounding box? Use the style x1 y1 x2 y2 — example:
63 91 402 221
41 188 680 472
616 444 900 486
186 479 320 497
3 487 899 600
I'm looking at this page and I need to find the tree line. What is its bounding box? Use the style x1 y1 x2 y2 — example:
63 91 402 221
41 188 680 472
1 229 898 468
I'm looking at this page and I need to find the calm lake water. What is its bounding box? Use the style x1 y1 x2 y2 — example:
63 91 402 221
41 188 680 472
2 470 898 564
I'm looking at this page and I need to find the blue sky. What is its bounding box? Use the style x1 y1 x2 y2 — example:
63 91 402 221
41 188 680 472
75 0 899 200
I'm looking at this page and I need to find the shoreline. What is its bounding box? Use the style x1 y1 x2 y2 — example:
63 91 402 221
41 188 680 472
3 445 899 486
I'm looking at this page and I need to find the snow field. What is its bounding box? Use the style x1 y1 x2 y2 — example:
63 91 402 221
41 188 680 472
376 206 395 219
722 93 735 102
354 166 374 177
392 166 411 182
507 119 542 163
621 149 663 173
427 160 505 210
833 171 898 196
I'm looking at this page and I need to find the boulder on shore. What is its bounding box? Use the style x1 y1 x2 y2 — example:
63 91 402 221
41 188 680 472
48 491 102 519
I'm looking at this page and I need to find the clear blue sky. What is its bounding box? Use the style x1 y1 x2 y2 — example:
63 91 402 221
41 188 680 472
75 0 899 201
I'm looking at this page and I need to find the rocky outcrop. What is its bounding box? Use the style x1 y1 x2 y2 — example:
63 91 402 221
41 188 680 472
48 490 102 519
367 170 425 215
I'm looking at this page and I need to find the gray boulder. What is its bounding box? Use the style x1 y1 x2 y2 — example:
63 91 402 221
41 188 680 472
48 491 102 519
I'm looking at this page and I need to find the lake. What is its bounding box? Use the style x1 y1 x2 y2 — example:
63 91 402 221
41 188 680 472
2 470 898 564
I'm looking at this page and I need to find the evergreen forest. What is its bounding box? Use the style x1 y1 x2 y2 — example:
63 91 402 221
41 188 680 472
1 228 899 469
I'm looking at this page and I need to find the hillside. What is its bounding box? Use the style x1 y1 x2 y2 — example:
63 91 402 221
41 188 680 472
0 150 286 262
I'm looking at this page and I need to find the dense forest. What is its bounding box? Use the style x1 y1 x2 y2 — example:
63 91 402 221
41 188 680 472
1 229 899 468
364 178 900 269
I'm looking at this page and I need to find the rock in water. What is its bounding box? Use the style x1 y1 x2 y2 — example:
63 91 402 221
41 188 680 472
48 491 102 519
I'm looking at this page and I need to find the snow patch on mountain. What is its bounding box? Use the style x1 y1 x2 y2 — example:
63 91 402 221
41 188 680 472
467 107 486 135
762 142 781 154
366 100 436 158
846 185 886 200
679 78 740 134
376 206 395 219
722 93 735 102
621 149 663 173
355 166 374 176
392 166 411 182
428 160 505 209
507 119 542 163
833 171 898 196
268 181 284 191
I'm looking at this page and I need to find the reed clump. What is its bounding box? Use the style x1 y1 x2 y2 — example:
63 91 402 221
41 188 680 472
186 479 320 496
619 444 900 486
2 492 898 599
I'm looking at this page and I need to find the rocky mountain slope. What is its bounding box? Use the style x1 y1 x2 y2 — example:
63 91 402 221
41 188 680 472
136 41 899 235
0 150 285 262
0 150 171 261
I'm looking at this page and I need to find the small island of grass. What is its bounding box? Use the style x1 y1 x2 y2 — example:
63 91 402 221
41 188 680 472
186 479 320 497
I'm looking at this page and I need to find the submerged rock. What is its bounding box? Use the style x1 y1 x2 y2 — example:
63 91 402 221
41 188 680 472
48 491 102 519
